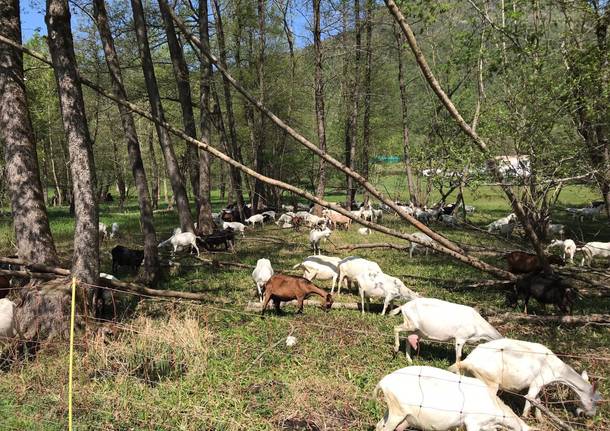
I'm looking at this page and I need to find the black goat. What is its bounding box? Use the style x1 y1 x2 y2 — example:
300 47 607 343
111 245 144 273
506 272 578 315
198 229 235 252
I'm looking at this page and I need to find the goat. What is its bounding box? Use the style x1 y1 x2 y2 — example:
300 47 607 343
109 222 120 239
173 227 182 236
356 272 419 315
222 221 246 237
546 223 565 239
389 297 502 364
111 245 144 274
580 241 610 267
408 232 435 258
158 232 201 257
487 213 517 234
375 365 530 431
0 298 21 340
440 214 458 226
261 274 333 315
372 208 383 223
336 256 382 294
506 272 578 314
547 239 577 264
567 205 604 221
262 210 276 222
305 214 326 228
252 258 274 302
293 255 341 292
199 229 235 252
452 338 600 420
244 214 265 228
276 213 293 226
358 227 371 235
464 204 476 213
503 251 564 274
99 222 108 241
309 226 331 255
322 209 352 230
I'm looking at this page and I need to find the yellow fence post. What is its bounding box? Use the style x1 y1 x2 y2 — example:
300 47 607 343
68 277 77 431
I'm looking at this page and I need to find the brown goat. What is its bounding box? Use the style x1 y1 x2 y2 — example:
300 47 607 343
261 274 333 315
503 251 565 274
0 276 8 299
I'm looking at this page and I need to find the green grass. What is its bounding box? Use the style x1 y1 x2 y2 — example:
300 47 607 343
0 185 608 430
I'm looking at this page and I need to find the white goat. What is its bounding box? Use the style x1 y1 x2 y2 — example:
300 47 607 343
440 214 458 226
452 338 601 420
375 366 530 431
0 298 21 340
546 223 565 239
110 222 120 239
580 241 610 267
309 227 332 255
336 256 382 294
498 221 516 238
262 210 276 221
306 214 326 228
276 213 293 226
356 272 419 315
293 255 341 291
464 204 476 213
222 221 246 237
99 222 108 241
358 227 371 235
245 214 265 228
372 209 383 223
389 297 502 364
158 232 200 256
252 258 274 302
567 206 603 221
281 204 295 212
173 227 182 236
547 239 577 263
360 209 374 221
487 213 517 233
408 232 435 258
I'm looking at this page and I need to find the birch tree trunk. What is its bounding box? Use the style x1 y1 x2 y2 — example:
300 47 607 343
0 0 59 265
130 0 194 231
93 0 159 285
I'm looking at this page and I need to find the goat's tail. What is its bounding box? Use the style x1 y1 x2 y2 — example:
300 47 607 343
158 237 172 248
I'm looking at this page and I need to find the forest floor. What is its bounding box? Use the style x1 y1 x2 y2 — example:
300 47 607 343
0 185 608 430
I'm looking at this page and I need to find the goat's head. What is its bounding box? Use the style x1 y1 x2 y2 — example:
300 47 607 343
575 373 601 417
323 293 333 311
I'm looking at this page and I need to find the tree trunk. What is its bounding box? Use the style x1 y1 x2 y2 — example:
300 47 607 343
393 22 417 205
344 0 361 209
361 0 373 181
0 0 59 265
212 0 246 220
130 0 194 231
46 0 98 282
253 0 266 211
197 0 215 235
93 0 159 285
159 1 200 213
312 0 327 216
148 127 159 210
110 137 126 210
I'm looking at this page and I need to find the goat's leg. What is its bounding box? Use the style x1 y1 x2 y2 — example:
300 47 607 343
455 339 465 363
296 296 304 314
360 290 366 315
522 381 544 417
274 298 283 315
261 291 273 316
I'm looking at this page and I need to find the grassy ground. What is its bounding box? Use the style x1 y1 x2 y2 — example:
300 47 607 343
0 185 608 430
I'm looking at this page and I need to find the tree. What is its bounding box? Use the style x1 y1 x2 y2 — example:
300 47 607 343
46 0 99 283
361 0 373 180
312 0 327 215
130 0 194 232
93 0 159 285
0 0 59 266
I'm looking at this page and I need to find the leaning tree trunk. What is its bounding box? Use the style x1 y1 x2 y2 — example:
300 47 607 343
0 0 59 266
110 137 127 210
197 0 215 234
130 0 194 232
312 0 327 216
46 0 99 282
93 0 159 285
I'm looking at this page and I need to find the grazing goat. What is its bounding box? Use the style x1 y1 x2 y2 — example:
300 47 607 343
261 274 333 315
252 258 274 302
158 232 200 257
109 222 120 239
408 232 435 258
506 272 578 314
336 256 382 294
111 245 144 274
440 214 458 226
503 251 565 273
276 213 293 226
452 338 600 420
487 213 517 234
356 272 419 315
0 298 21 340
262 210 276 221
322 209 352 230
372 209 383 223
222 221 246 237
309 227 332 255
580 241 610 267
173 227 182 236
547 239 577 263
99 222 108 241
375 365 530 431
567 205 604 221
305 214 326 228
358 227 371 235
389 297 502 364
199 229 235 252
546 223 565 239
293 255 341 292
245 214 265 228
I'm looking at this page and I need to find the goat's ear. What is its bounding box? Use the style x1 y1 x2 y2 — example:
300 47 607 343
581 370 589 382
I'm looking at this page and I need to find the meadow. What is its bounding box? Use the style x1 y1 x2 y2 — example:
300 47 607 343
0 184 608 430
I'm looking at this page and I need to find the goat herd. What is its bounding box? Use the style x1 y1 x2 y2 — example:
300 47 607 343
2 198 605 431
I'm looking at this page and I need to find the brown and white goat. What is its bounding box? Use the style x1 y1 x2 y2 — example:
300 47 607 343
261 274 333 315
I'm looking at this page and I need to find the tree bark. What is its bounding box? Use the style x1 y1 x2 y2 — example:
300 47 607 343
361 0 373 181
253 0 266 211
110 137 126 210
130 0 194 232
93 0 159 285
46 0 99 282
211 0 246 221
196 0 215 235
159 1 200 213
312 0 327 216
148 127 159 210
0 0 59 266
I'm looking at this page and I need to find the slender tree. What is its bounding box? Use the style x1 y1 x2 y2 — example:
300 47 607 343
312 0 327 215
148 127 160 210
361 0 373 181
252 0 266 210
46 0 99 282
130 0 194 231
0 0 58 265
93 0 159 284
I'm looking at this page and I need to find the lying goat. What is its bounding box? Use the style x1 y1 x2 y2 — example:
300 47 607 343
261 274 333 315
504 250 564 274
506 272 578 314
111 245 144 273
